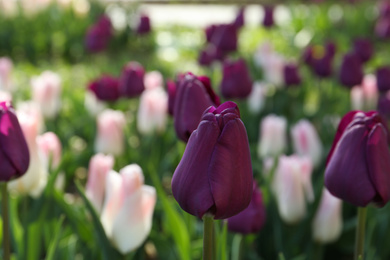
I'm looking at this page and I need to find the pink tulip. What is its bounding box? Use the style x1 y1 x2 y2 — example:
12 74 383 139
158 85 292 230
137 87 168 135
100 164 156 254
144 71 163 90
86 154 115 213
95 109 126 156
8 109 48 197
258 114 287 158
272 155 313 224
312 189 343 243
350 74 378 110
16 101 45 134
291 119 323 167
36 132 62 169
31 71 62 119
0 57 13 91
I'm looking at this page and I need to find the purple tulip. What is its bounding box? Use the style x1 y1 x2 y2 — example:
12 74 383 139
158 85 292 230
378 92 390 119
376 66 390 92
220 59 253 99
174 73 220 142
88 75 120 102
205 25 217 43
209 24 238 53
262 5 274 28
0 102 30 181
325 111 390 207
85 15 112 53
136 14 151 35
119 62 145 98
166 79 176 116
233 8 245 29
379 1 390 18
339 53 363 88
376 17 390 38
353 38 373 63
283 63 301 86
227 181 266 234
172 101 253 219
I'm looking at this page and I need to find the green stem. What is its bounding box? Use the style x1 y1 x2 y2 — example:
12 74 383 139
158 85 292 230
1 182 10 260
354 207 367 260
203 213 214 260
231 234 243 260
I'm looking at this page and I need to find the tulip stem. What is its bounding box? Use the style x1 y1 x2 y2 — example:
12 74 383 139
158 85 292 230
354 207 367 260
203 213 214 260
1 182 10 260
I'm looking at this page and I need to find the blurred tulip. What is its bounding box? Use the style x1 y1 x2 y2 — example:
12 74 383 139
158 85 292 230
353 38 373 63
0 90 12 103
376 66 390 92
233 7 245 29
84 91 107 116
378 91 390 120
31 71 62 119
291 119 323 167
254 42 285 86
262 5 274 27
258 114 287 158
304 43 335 78
220 59 253 99
272 155 314 224
350 74 378 110
339 53 363 88
144 71 163 90
375 17 390 38
95 109 126 156
325 111 390 207
36 132 62 169
86 154 114 213
88 75 120 102
174 72 220 142
119 62 145 98
379 0 390 18
284 63 301 86
0 102 30 182
312 189 343 244
8 109 47 197
16 101 45 134
136 14 151 35
100 164 156 254
209 24 238 53
198 45 224 66
85 15 112 53
166 79 176 116
0 57 13 91
137 87 168 135
247 81 267 114
227 181 266 234
172 101 253 219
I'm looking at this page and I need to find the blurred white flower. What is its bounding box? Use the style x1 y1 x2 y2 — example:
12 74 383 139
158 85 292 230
258 114 287 158
0 90 12 103
247 81 268 114
254 42 285 87
350 74 378 111
144 71 164 90
84 91 107 116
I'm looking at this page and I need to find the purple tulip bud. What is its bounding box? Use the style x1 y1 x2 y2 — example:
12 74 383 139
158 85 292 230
284 63 301 86
205 25 217 43
220 59 253 99
262 5 274 28
0 102 30 181
376 17 390 38
325 111 390 207
325 42 337 59
136 14 151 35
304 45 334 78
119 62 145 98
166 79 176 116
227 181 266 234
85 16 112 53
353 38 373 63
379 1 390 18
376 66 390 92
88 75 120 102
209 24 238 53
378 92 390 120
172 101 253 219
233 8 245 29
339 53 363 88
174 73 220 142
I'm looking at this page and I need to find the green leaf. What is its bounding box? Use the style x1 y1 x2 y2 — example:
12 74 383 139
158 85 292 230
45 215 65 260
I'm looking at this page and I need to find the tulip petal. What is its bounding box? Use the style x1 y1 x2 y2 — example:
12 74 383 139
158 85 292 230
208 118 252 219
366 124 390 207
172 120 220 218
325 125 376 207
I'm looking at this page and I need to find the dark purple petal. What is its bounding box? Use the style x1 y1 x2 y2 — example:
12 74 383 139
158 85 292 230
209 24 238 53
376 66 390 92
353 39 373 63
88 75 120 101
284 63 301 86
167 79 176 116
136 14 151 35
220 59 253 99
339 53 363 88
119 62 145 98
233 8 245 29
262 5 274 28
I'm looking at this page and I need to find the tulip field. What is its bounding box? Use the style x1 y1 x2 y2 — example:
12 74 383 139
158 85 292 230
1 0 390 259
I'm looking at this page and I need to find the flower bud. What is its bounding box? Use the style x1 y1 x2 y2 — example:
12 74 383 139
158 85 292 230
172 101 253 219
262 5 274 27
220 59 253 99
353 38 373 63
227 181 266 234
119 62 145 98
233 8 245 29
339 53 363 88
0 102 29 181
258 115 287 158
325 111 390 207
312 189 343 244
284 63 301 86
247 81 267 114
144 71 163 90
350 74 378 111
291 119 323 167
95 109 126 156
88 75 120 102
166 79 176 116
31 71 62 119
136 14 151 35
85 15 112 53
376 66 390 92
36 132 62 169
173 73 220 142
209 24 238 53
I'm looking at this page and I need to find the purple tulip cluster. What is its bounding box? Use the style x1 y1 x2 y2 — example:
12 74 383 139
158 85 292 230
87 61 145 102
85 15 112 53
303 42 336 78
